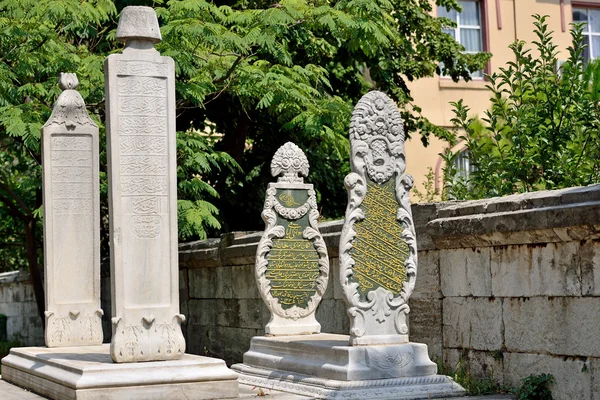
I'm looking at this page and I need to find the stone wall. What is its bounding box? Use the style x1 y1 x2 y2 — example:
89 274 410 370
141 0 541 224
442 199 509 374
0 271 43 346
179 184 600 399
416 185 600 400
1 184 600 398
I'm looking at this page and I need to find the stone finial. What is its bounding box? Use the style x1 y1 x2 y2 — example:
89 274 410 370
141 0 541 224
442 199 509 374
58 72 78 90
116 6 162 44
270 142 310 183
43 73 96 129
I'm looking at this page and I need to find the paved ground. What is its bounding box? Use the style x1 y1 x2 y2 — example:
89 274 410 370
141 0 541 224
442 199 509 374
0 378 515 399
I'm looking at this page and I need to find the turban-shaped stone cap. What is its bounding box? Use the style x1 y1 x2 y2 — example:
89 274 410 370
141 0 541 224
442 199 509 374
116 6 162 44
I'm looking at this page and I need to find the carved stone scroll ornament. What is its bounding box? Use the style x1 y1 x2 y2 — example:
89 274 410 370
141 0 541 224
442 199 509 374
255 142 329 335
339 91 417 346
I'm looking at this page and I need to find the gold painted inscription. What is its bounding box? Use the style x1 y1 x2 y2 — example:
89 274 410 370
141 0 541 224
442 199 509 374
266 222 319 309
351 178 409 296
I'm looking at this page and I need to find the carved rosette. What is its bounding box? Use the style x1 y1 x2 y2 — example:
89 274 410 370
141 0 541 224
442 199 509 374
256 142 329 335
339 91 417 345
270 142 310 183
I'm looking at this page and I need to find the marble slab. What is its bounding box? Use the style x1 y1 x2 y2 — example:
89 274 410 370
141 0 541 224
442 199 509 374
0 345 238 400
105 6 185 363
41 73 103 347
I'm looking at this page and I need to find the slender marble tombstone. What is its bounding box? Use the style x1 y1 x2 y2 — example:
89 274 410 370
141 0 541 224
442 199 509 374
41 73 103 347
105 6 185 363
255 142 329 335
233 93 465 399
339 90 415 346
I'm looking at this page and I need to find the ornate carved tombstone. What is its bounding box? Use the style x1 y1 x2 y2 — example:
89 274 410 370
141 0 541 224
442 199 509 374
339 90 417 346
42 73 103 347
105 6 185 362
232 95 464 399
256 142 329 335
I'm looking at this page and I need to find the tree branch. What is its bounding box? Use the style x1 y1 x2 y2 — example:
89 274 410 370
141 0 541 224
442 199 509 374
0 179 33 218
213 54 245 84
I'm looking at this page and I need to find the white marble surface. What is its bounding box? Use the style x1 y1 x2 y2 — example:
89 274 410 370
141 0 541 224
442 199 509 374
1 344 238 400
255 143 329 336
232 333 465 399
105 6 185 363
235 334 438 381
42 73 103 348
339 91 417 346
0 378 515 400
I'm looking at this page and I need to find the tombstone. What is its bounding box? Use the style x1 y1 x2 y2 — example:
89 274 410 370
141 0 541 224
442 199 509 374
339 90 415 345
1 7 238 399
104 5 184 363
233 92 464 399
41 73 103 347
255 142 329 335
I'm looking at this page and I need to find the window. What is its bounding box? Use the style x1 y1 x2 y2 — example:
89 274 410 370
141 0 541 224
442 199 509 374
452 149 474 181
439 0 484 78
573 7 600 64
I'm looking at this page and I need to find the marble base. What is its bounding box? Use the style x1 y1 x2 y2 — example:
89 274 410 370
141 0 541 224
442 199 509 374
231 334 465 399
1 344 238 400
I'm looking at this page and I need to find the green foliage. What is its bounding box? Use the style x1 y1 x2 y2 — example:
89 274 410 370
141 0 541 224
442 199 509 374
0 0 116 275
514 373 554 400
444 15 600 200
412 167 442 203
435 355 505 396
176 130 239 240
0 0 491 275
156 0 490 230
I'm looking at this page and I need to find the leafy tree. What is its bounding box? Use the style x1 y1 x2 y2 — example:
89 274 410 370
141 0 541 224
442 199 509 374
157 0 490 230
444 15 600 200
0 0 489 323
0 0 116 323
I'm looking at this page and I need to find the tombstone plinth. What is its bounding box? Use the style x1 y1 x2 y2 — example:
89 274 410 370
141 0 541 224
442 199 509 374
233 93 465 399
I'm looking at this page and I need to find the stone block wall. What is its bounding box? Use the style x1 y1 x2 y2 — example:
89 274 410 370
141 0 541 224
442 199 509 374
417 185 600 400
179 184 600 399
2 184 600 398
0 271 43 346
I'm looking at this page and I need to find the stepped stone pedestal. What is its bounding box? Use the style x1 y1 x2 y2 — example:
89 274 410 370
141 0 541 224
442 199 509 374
233 334 463 399
1 345 238 400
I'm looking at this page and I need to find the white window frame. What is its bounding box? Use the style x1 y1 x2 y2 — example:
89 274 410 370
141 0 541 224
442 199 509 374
573 7 600 62
453 148 474 181
440 0 484 79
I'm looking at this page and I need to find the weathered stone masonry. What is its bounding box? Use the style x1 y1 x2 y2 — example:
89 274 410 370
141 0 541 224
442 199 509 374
3 184 600 398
